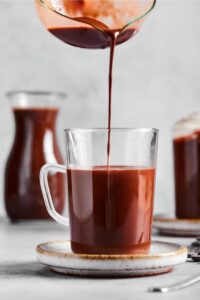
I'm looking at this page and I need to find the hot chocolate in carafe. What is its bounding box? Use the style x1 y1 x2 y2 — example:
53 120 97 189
4 91 65 220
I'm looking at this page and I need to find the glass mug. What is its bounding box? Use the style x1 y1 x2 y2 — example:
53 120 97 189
40 128 158 254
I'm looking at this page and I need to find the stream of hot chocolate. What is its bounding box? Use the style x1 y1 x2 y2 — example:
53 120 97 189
48 26 137 165
107 31 119 166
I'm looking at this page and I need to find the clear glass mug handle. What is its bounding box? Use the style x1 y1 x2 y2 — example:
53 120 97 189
39 163 69 226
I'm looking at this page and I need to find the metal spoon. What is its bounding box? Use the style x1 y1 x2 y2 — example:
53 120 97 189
149 274 200 293
149 238 200 292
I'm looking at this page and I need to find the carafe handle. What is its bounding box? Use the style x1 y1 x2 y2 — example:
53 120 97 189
40 164 69 226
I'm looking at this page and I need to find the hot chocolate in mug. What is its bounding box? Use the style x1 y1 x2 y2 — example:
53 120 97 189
40 128 158 254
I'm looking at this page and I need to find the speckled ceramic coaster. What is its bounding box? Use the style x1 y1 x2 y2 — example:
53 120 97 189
36 240 187 277
153 214 200 237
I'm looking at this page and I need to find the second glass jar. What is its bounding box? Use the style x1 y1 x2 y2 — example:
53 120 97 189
4 91 66 220
173 113 200 219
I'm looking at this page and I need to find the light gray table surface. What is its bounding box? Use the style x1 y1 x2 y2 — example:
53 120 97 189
0 217 200 300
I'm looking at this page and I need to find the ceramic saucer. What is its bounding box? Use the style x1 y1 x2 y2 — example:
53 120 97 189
153 214 200 237
36 240 187 277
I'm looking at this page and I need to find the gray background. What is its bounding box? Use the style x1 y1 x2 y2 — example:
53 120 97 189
0 0 200 217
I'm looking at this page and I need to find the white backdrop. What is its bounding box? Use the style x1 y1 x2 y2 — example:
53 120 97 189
0 0 200 216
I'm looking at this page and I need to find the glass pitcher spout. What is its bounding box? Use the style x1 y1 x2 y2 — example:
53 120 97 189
35 0 156 32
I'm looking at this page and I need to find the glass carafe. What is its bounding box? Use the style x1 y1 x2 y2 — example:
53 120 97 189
4 91 66 220
35 0 156 49
173 113 200 219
